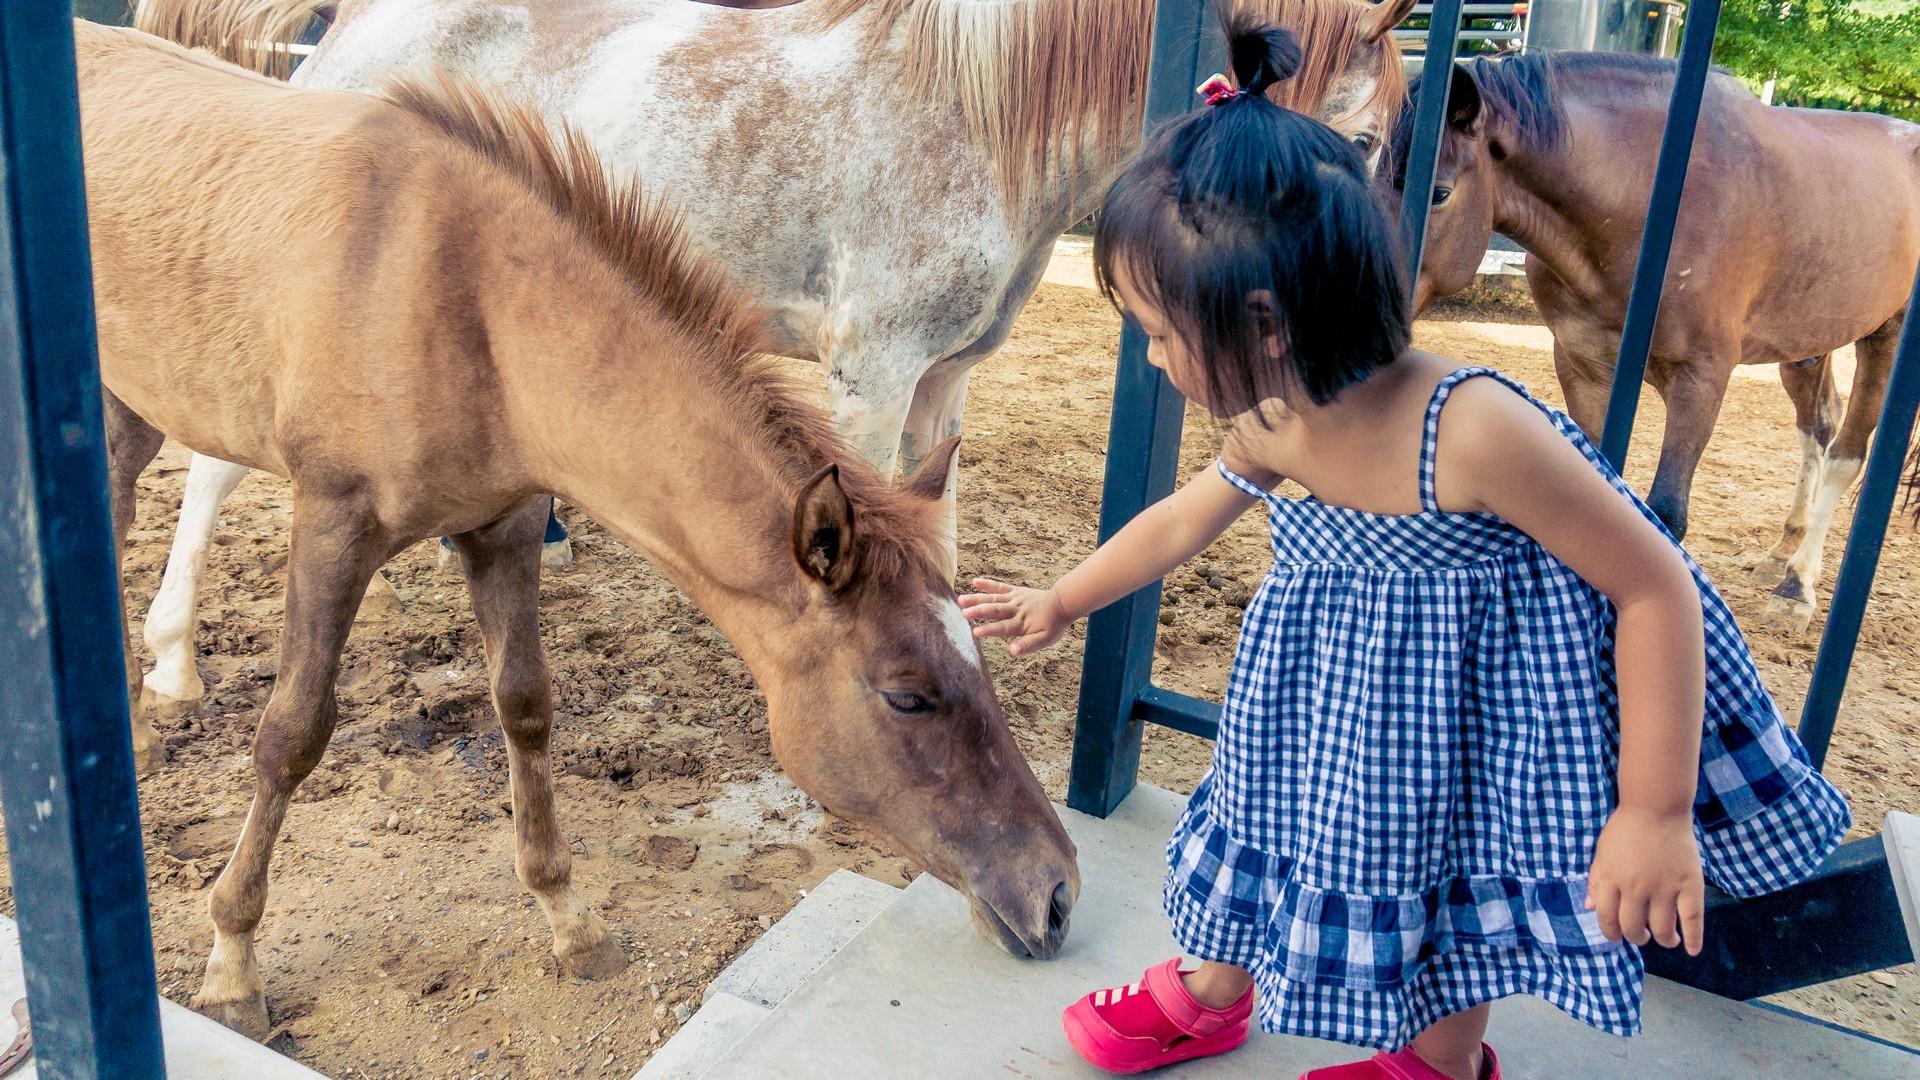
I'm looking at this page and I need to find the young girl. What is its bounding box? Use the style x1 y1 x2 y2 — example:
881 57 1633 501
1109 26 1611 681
960 21 1850 1080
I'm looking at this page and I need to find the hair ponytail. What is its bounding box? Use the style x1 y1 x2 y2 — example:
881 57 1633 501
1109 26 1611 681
1227 17 1301 100
1091 18 1411 416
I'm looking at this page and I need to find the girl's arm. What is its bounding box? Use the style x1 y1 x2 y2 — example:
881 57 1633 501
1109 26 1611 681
960 462 1261 656
1440 378 1707 957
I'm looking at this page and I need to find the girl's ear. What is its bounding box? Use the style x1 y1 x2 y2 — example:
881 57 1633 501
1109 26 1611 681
1245 290 1282 360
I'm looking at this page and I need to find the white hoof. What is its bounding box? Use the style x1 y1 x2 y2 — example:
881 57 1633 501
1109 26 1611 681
1764 595 1816 634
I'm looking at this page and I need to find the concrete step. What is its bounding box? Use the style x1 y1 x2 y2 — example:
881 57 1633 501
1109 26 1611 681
634 869 899 1080
685 785 1918 1080
0 915 324 1079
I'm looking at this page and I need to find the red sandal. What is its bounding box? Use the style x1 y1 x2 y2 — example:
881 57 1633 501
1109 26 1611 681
1301 1042 1501 1080
1061 958 1254 1074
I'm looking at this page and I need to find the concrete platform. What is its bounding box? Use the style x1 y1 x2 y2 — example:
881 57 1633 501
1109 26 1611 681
664 785 1918 1080
0 916 324 1079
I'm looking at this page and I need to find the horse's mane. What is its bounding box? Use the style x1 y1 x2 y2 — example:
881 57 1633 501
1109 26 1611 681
810 0 1157 198
1253 0 1405 126
385 77 941 569
811 0 1403 201
1399 50 1732 170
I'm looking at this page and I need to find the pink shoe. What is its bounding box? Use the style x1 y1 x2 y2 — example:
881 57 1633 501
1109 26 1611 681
1301 1042 1502 1080
1061 958 1254 1074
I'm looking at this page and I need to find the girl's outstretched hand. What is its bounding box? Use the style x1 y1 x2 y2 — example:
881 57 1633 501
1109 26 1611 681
959 578 1071 657
1586 805 1706 956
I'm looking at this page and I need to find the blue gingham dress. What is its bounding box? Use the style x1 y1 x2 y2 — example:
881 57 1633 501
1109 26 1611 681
1165 367 1850 1050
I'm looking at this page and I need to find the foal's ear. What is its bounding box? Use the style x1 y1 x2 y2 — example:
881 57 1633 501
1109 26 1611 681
1362 0 1419 43
902 436 961 502
1448 63 1484 135
792 464 860 592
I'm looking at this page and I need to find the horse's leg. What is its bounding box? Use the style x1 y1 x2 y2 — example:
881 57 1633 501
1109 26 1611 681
1551 342 1613 438
103 392 167 775
1755 355 1840 587
439 496 570 572
1643 352 1736 542
828 363 915 480
1766 319 1900 632
142 453 249 715
447 499 628 978
902 365 970 581
193 495 395 1039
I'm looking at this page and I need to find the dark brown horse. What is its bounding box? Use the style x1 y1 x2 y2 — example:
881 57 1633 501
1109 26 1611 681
1397 52 1920 631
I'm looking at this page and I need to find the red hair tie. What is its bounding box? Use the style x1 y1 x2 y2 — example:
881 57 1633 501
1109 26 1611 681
1196 73 1240 106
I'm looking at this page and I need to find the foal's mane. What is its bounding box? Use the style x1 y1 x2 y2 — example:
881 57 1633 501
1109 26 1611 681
385 77 942 567
811 0 1404 201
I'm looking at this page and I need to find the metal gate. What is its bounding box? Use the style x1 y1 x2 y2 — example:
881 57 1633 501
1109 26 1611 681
1069 0 1920 1000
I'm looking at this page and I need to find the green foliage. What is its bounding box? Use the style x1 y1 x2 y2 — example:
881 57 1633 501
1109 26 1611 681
1713 0 1920 120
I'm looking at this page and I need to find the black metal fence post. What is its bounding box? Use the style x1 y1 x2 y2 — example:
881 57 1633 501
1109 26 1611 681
1397 0 1465 284
1067 0 1219 818
0 4 167 1078
1597 0 1723 469
1794 265 1920 770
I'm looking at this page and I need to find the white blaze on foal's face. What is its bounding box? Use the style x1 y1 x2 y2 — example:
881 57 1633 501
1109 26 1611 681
933 597 982 669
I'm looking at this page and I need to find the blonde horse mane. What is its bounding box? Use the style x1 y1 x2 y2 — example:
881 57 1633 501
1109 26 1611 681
812 0 1406 201
133 0 331 80
386 76 942 561
811 0 1158 199
1243 0 1407 124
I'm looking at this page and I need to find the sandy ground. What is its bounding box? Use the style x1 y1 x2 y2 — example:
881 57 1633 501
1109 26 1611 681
0 245 1914 1076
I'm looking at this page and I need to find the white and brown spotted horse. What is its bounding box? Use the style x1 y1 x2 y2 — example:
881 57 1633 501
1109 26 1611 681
130 0 1416 727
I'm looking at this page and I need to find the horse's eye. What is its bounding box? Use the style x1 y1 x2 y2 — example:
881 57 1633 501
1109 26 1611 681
882 690 934 715
1351 132 1379 152
1431 187 1454 207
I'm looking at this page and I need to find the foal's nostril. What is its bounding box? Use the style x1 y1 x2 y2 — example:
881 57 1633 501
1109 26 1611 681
1047 880 1073 934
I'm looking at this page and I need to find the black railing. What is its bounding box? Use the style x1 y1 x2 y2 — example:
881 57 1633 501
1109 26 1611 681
0 3 168 1078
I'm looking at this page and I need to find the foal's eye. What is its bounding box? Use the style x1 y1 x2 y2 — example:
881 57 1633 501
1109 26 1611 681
1350 132 1379 153
882 690 935 715
1431 187 1454 207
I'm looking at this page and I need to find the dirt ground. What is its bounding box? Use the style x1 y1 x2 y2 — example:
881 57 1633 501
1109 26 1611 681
1 256 1915 1076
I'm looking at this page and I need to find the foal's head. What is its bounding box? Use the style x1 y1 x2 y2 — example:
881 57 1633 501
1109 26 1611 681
767 440 1077 958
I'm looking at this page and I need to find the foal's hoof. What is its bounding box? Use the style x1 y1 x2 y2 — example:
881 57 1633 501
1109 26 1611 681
357 572 405 622
192 990 271 1042
559 935 630 981
1750 556 1790 589
542 535 574 570
130 737 167 778
1764 595 1816 634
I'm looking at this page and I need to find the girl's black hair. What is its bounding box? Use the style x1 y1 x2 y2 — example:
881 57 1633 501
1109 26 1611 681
1093 16 1411 416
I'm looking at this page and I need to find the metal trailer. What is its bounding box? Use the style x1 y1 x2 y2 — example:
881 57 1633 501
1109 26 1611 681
1070 0 1919 1005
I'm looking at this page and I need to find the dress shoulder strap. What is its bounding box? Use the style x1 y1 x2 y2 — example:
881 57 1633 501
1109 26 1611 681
1418 366 1540 512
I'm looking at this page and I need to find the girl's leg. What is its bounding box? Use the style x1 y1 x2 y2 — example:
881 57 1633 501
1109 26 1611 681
1406 1003 1491 1080
1183 961 1255 1009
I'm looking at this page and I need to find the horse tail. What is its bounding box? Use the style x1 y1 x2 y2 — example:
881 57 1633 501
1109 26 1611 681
133 0 333 80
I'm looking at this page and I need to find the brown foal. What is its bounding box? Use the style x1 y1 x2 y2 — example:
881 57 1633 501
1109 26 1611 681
79 21 1077 1037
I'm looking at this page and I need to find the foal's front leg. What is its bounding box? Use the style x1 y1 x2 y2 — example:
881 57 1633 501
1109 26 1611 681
194 496 397 1038
449 500 629 979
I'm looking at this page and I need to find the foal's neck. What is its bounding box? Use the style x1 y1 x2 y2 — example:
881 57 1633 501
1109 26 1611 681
485 253 815 657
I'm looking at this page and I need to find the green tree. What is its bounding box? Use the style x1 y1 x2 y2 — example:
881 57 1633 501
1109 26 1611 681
1713 0 1920 120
